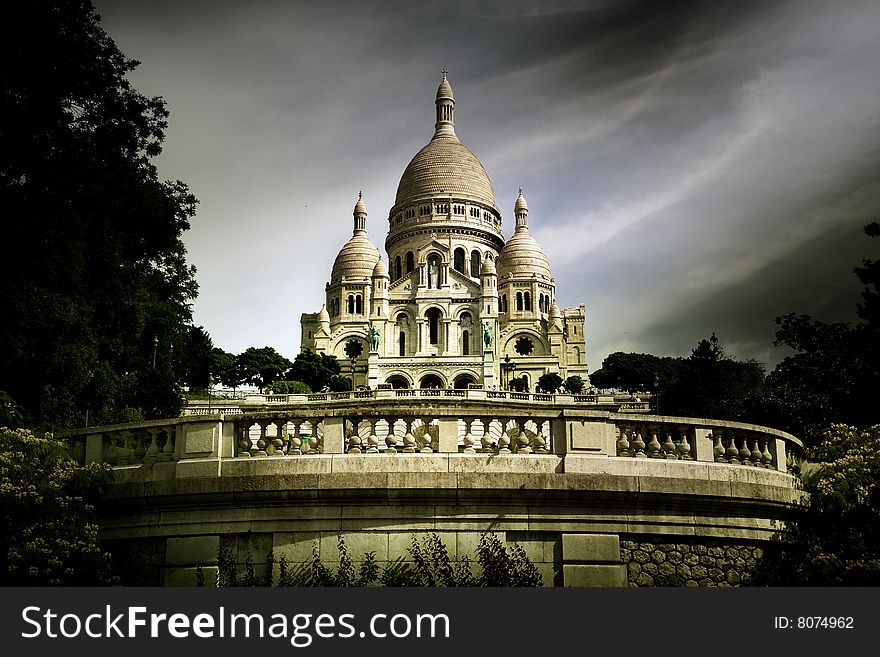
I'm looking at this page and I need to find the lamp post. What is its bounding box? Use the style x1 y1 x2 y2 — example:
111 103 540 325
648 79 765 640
654 373 660 414
207 373 214 413
350 357 357 391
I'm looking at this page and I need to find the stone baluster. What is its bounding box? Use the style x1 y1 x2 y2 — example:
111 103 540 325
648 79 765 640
498 419 512 454
144 428 160 464
677 425 693 460
418 416 434 453
118 431 135 465
724 433 740 464
132 431 147 463
266 422 283 456
632 426 646 457
462 417 476 454
532 420 550 454
516 420 531 454
616 425 631 457
646 426 662 458
366 419 380 454
480 418 494 453
160 427 176 461
347 418 363 454
712 432 726 462
384 416 399 454
288 420 303 456
760 439 773 468
662 428 677 459
749 436 762 466
237 423 253 457
737 436 751 465
402 418 417 453
253 421 270 457
308 419 324 454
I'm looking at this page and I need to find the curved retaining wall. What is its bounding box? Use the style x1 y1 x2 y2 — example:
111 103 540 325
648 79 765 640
61 401 804 586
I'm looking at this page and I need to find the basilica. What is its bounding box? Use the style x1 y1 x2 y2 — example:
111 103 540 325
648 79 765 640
300 73 587 390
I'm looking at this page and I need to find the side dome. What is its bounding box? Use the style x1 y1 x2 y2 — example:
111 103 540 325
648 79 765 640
330 193 381 284
394 138 498 210
497 190 552 282
372 257 388 278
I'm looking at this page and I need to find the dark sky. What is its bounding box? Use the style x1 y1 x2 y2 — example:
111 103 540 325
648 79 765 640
94 0 880 370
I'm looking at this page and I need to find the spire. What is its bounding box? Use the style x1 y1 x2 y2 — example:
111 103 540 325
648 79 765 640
353 191 367 235
514 188 529 232
433 68 457 140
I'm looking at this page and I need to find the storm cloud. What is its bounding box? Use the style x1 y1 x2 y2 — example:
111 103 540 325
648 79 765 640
95 0 880 370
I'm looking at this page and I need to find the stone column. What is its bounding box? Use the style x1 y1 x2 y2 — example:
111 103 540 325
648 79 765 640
322 416 345 454
435 416 459 453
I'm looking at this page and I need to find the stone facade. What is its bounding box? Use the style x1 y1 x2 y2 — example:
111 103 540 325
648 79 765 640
620 537 765 587
300 73 587 391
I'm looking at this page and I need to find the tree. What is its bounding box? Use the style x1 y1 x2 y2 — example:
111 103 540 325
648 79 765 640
564 375 585 394
589 352 679 393
754 425 880 585
752 224 880 445
537 372 563 394
0 427 117 585
179 326 214 389
287 350 342 392
660 334 765 422
236 347 293 393
0 0 199 430
508 375 528 392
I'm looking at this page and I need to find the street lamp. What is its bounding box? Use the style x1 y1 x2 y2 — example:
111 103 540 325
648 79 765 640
654 373 660 414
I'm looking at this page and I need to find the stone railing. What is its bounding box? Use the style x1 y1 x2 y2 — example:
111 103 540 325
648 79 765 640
185 388 647 413
60 399 802 475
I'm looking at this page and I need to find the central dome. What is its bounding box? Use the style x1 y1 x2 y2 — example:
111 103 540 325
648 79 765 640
394 136 498 209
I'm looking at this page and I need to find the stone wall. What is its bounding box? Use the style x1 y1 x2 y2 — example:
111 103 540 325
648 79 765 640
620 537 764 587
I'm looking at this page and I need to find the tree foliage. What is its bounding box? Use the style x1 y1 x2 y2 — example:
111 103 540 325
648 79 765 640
589 351 679 393
265 380 312 394
564 375 585 394
236 346 292 393
537 373 563 394
287 350 342 392
0 0 199 430
0 427 117 585
753 425 880 585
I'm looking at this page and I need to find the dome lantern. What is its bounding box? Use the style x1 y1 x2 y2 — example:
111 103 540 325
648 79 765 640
434 68 456 140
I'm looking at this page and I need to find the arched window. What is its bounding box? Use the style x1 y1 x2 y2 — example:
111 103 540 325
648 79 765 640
347 295 354 314
501 295 508 313
399 332 406 357
516 292 523 311
426 308 441 345
355 294 362 315
462 330 469 355
406 251 414 273
524 291 531 311
395 256 401 281
454 248 465 273
470 250 480 277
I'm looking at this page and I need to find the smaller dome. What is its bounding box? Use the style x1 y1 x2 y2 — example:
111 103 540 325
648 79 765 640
330 194 381 284
497 231 552 281
318 305 330 323
481 256 496 275
372 257 388 277
549 301 561 320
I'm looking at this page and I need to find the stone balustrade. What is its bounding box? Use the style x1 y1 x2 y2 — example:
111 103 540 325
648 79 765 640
60 398 801 475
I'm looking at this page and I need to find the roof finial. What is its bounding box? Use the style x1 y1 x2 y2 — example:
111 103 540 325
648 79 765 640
441 67 448 81
518 186 523 196
358 190 362 200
